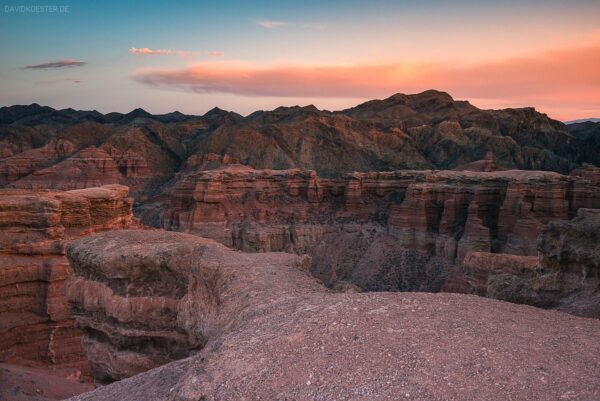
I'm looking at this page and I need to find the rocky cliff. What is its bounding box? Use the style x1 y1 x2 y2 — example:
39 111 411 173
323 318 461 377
461 208 600 318
0 185 136 381
159 165 600 315
64 230 600 401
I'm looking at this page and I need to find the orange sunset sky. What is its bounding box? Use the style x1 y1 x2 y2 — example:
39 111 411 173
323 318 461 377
1 0 599 121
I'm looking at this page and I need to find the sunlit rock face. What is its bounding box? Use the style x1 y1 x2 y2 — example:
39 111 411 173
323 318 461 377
0 185 136 379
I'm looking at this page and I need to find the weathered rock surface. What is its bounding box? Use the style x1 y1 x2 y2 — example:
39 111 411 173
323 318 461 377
66 230 319 383
0 185 136 380
536 208 600 316
460 208 600 317
66 230 600 401
9 147 121 191
0 138 76 186
0 362 94 401
461 252 540 304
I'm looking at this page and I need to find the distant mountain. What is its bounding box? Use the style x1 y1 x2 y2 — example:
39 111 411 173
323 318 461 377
565 118 600 124
0 104 199 125
567 121 600 166
1 91 599 197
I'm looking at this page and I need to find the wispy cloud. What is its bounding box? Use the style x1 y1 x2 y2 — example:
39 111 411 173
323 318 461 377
132 43 600 119
129 47 223 58
256 19 324 30
34 78 82 85
257 19 288 29
24 59 86 69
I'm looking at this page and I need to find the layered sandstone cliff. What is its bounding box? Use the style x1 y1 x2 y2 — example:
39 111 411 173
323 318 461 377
162 167 596 264
461 208 600 318
0 185 136 380
65 230 600 401
537 208 600 316
158 166 600 315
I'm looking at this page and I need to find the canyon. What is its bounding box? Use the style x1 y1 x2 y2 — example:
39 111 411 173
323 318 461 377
0 93 599 400
160 164 600 317
0 185 136 399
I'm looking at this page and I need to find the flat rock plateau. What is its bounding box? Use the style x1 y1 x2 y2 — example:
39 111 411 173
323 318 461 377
1 92 599 400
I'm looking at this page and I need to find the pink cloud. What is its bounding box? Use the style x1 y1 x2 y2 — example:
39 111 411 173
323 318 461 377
129 47 179 56
131 43 600 119
129 48 223 58
133 63 426 97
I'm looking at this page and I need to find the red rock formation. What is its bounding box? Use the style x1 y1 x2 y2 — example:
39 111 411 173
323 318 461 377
453 151 505 172
163 167 597 258
456 201 491 261
66 230 317 383
9 147 121 191
461 252 540 303
0 138 76 186
570 164 600 185
459 208 600 317
0 185 136 380
535 208 600 317
65 230 600 401
160 167 600 301
180 153 242 172
105 148 152 180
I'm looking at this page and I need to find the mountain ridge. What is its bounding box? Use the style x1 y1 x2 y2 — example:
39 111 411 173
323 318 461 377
1 90 598 196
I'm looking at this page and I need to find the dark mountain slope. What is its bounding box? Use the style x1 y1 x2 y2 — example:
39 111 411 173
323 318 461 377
1 92 598 196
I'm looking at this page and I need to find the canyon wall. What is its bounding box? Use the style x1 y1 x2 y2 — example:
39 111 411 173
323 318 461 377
0 185 136 379
162 166 600 255
160 165 600 314
65 230 600 401
461 208 600 318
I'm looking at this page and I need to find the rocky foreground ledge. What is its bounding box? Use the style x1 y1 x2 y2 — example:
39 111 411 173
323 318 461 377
66 230 600 401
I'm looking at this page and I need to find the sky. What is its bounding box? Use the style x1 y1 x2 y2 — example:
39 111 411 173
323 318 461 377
0 0 599 121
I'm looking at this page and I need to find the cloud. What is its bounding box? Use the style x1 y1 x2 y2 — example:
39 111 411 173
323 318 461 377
129 47 223 58
24 59 86 69
131 43 600 118
133 63 421 97
257 19 288 29
256 19 324 30
130 47 177 55
34 78 82 85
